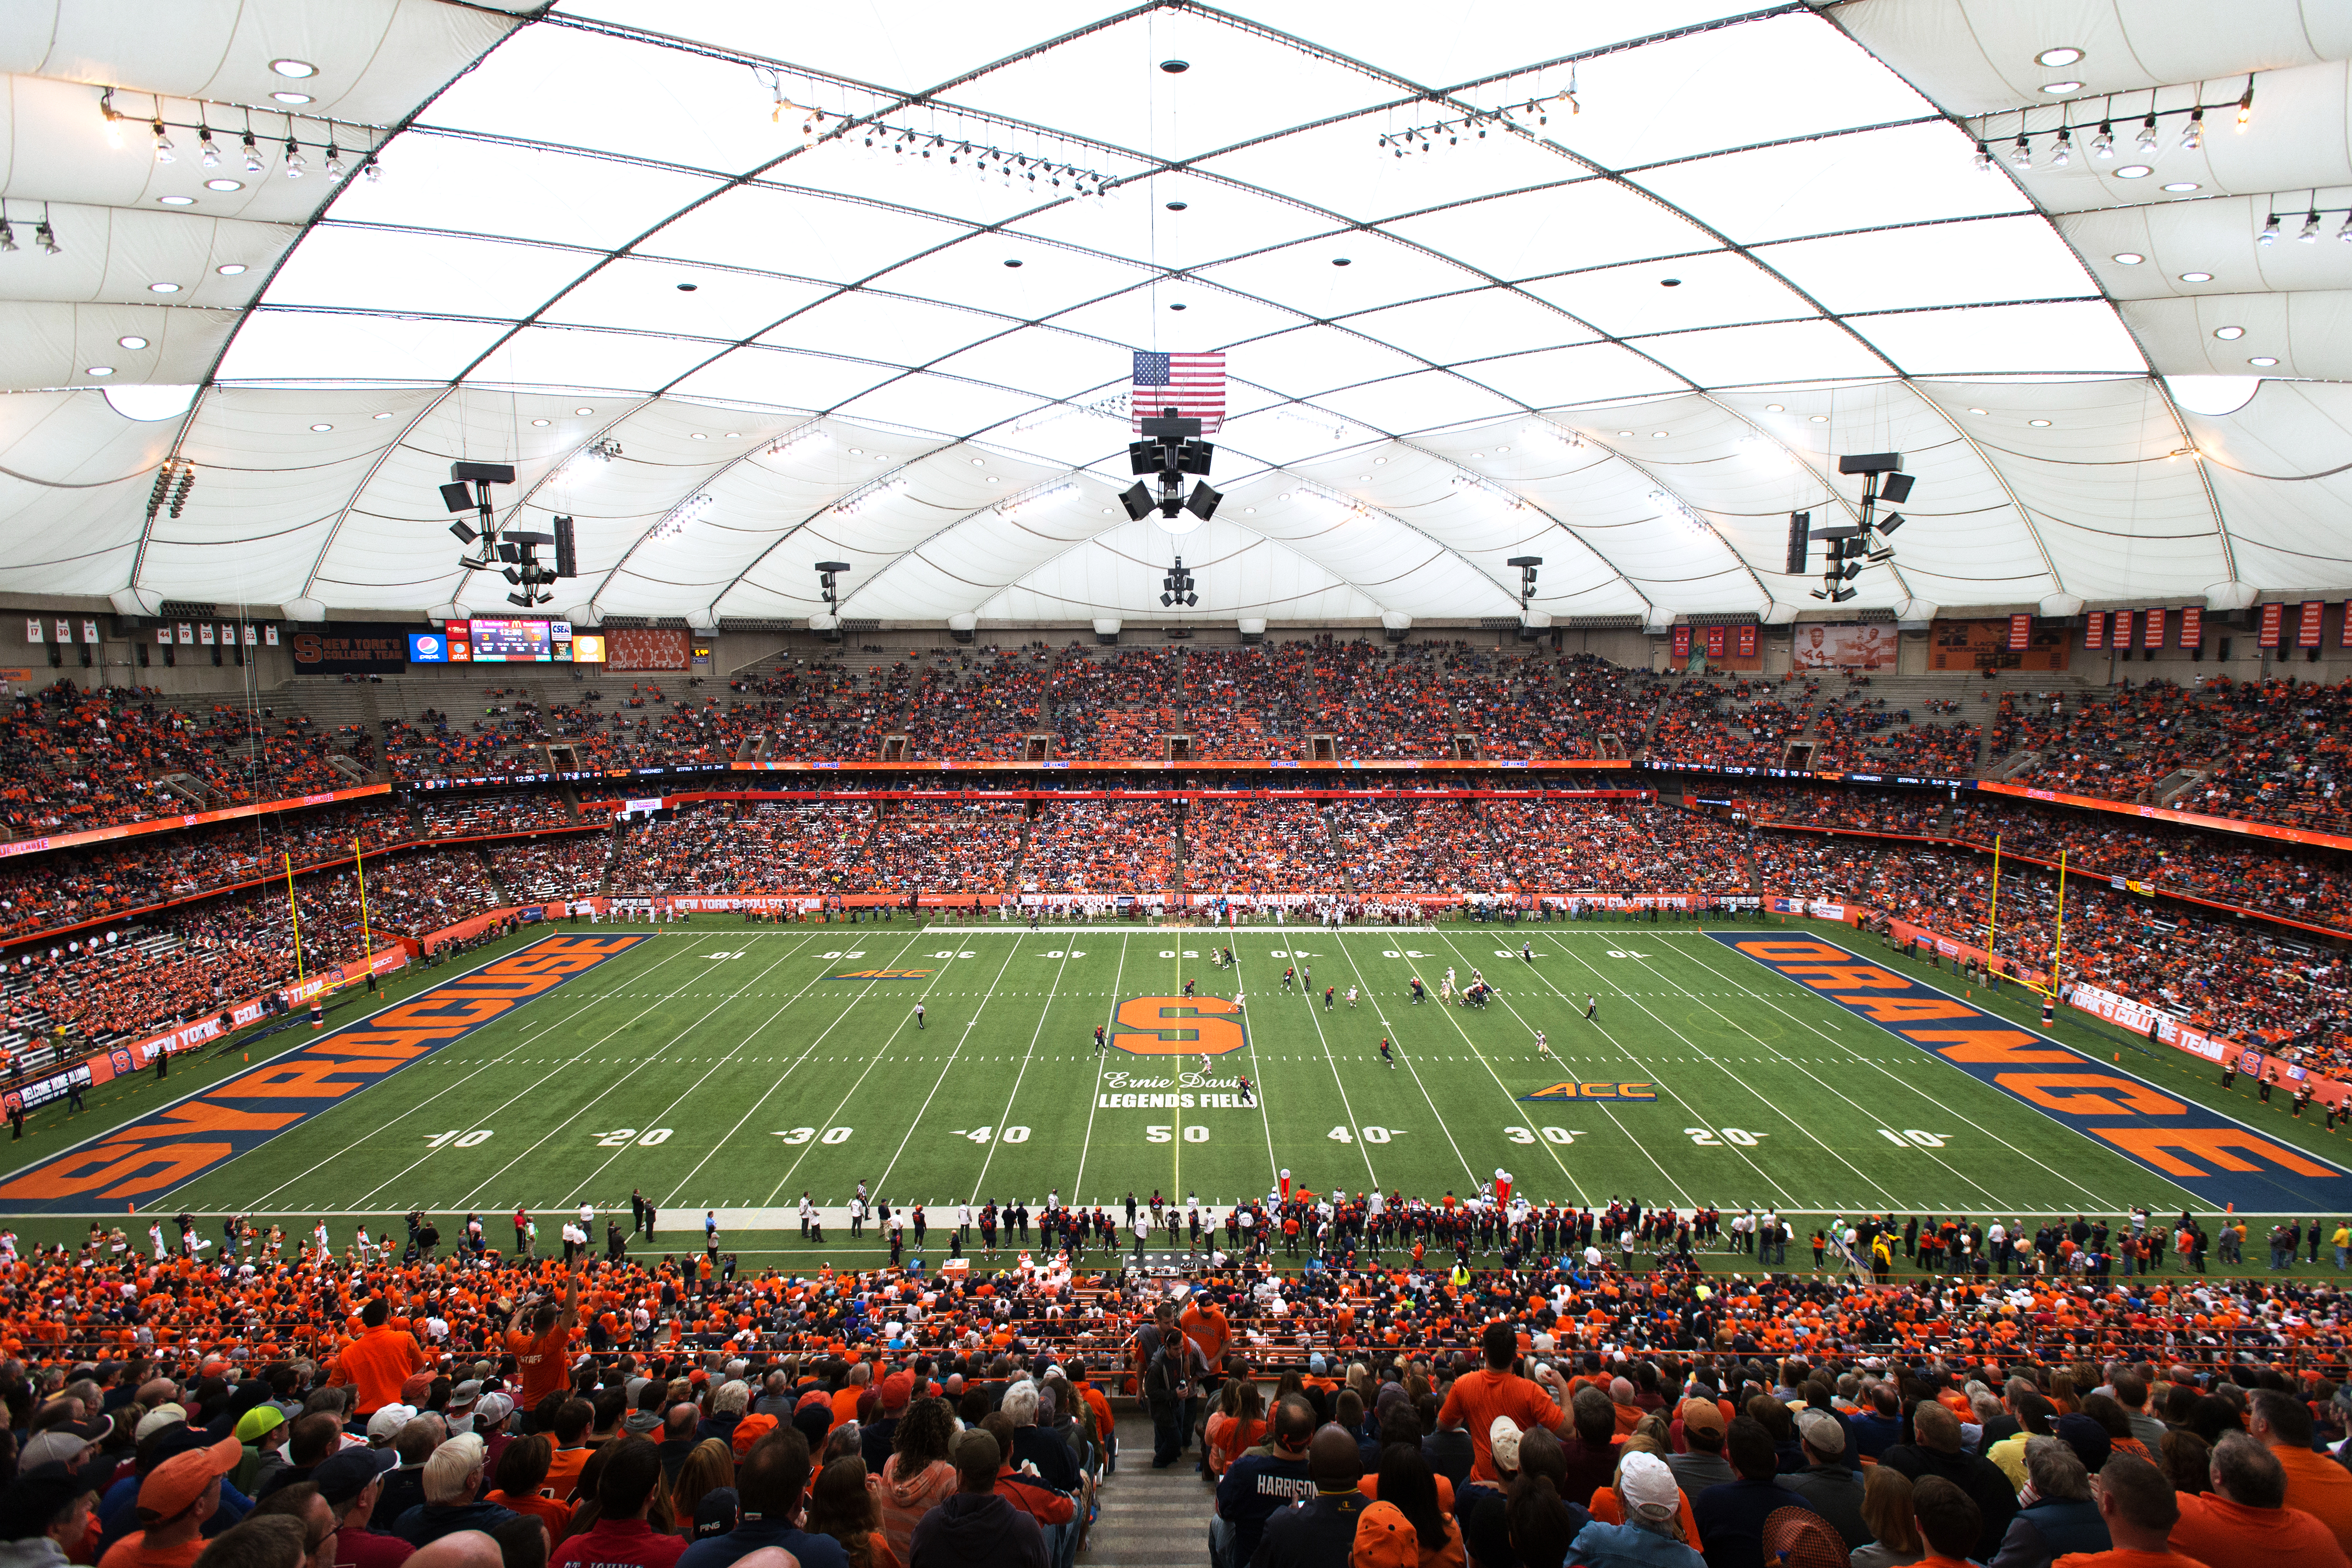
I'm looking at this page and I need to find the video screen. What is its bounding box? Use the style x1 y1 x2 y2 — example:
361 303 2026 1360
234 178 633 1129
467 618 572 663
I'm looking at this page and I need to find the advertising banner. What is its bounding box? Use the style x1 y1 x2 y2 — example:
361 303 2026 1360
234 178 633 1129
1789 623 1895 669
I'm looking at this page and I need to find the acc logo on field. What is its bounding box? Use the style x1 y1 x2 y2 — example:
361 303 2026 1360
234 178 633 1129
1113 996 1248 1056
831 969 933 980
1520 1081 1657 1101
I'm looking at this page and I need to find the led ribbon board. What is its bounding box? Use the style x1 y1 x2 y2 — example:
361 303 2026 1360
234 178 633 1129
0 934 643 1213
1714 934 2349 1211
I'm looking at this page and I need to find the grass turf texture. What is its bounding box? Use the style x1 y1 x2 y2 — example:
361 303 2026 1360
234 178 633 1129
6 914 2351 1279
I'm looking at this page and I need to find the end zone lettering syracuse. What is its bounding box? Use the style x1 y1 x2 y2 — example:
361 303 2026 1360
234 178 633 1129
1714 933 2348 1210
1520 1082 1657 1101
0 934 644 1214
1112 996 1247 1056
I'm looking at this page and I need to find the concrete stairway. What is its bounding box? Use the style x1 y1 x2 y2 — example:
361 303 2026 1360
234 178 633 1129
1082 1415 1209 1568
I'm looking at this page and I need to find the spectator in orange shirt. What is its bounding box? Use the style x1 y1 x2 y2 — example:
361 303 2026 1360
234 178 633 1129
1434 1323 1570 1483
2252 1389 2352 1557
329 1298 428 1419
2168 1434 2347 1568
505 1271 581 1417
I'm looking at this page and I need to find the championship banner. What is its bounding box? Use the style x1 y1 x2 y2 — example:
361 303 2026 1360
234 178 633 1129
1670 625 1691 660
2142 607 2166 649
2179 606 2201 648
604 627 692 672
2084 612 2103 650
2260 602 2285 647
1789 623 1894 669
2007 612 2032 650
2301 600 2328 648
1735 624 1757 657
1704 624 1726 659
2343 601 2352 648
0 935 643 1212
1717 933 2347 1208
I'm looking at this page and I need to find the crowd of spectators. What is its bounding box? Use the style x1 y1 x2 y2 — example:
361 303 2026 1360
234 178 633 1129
0 805 409 941
1647 676 1980 778
1998 675 2352 834
1323 803 1491 895
1020 803 1177 895
1182 803 1347 893
5 1204 2352 1568
613 805 876 897
1749 829 2352 1062
1483 803 1753 894
487 836 611 905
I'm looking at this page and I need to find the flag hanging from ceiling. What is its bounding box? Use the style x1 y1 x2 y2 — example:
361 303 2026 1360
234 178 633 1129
1132 351 1226 433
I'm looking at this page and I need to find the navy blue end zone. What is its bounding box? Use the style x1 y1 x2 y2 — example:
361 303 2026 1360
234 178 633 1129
1712 931 2352 1213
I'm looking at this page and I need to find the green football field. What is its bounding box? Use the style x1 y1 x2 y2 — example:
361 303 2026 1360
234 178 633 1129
14 911 2345 1266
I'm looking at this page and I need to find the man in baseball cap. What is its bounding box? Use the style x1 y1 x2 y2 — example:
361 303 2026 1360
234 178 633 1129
310 1447 406 1568
99 1436 241 1568
1667 1398 1731 1501
1781 1409 1866 1549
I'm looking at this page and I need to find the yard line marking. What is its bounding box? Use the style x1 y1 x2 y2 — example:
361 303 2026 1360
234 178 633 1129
1069 936 1132 1201
1280 942 1385 1190
1411 932 1646 1209
226 936 721 1215
662 930 949 1211
968 944 1081 1203
1322 936 1484 1192
422 936 828 1214
871 935 1031 1199
1677 936 2130 1214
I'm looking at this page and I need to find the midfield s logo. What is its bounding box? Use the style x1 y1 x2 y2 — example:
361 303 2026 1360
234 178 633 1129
1112 996 1249 1056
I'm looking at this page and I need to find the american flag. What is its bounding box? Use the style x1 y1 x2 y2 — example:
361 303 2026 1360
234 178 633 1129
1132 350 1226 433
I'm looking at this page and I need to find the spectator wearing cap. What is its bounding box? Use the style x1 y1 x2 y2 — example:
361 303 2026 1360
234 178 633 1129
0 1467 101 1568
232 1411 289 1501
309 1448 407 1568
1568 1450 1700 1568
676 1428 845 1568
1257 1424 1367 1568
860 1374 915 1479
2168 1433 2348 1568
1776 1411 1864 1551
1690 1417 1821 1568
1666 1402 1732 1505
20 1411 109 1486
2252 1388 2352 1557
389 1438 514 1550
1879 1401 2016 1561
99 1437 244 1568
1988 1436 2107 1568
907 1431 1043 1568
469 1398 515 1485
545 1438 678 1568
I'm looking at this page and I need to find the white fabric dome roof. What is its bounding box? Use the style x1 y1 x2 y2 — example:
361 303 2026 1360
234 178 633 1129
3 0 2350 626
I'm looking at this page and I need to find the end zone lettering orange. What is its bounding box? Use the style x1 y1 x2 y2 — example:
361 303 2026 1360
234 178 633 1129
1716 930 2352 1209
1113 996 1246 1056
0 934 643 1212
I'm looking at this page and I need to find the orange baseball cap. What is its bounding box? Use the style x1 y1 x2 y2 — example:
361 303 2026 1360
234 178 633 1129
137 1436 242 1521
1353 1502 1418 1568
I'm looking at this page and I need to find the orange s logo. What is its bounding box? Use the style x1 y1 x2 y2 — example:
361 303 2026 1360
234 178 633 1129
1113 997 1247 1056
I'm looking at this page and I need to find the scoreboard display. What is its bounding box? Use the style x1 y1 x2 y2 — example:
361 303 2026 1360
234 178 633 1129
467 618 572 662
